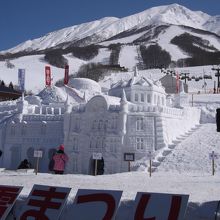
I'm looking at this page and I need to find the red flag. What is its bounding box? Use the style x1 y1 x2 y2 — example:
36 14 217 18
45 66 51 86
176 72 180 93
64 65 69 85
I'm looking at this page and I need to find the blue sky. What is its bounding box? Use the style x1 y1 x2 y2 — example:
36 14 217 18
0 0 219 51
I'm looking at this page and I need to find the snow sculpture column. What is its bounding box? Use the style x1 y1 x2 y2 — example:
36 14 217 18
16 92 28 121
119 89 128 145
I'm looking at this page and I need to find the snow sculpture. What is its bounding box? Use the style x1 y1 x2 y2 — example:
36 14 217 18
0 73 200 174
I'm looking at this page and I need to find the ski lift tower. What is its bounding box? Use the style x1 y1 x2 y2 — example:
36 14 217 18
212 66 220 93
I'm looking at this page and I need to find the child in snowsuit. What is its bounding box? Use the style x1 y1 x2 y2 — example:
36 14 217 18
53 144 69 174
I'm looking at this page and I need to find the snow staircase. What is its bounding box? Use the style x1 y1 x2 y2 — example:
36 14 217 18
149 124 202 173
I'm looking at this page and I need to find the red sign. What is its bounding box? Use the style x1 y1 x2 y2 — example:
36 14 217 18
72 189 122 220
19 184 71 220
132 192 189 220
64 65 69 85
0 185 23 220
45 66 51 86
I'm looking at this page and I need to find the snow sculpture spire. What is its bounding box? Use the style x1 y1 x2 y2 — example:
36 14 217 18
65 94 72 113
120 89 127 104
120 89 128 144
134 66 139 77
179 81 185 94
83 91 87 102
22 92 25 101
16 92 28 121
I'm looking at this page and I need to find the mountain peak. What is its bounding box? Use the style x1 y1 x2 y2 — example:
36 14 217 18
0 4 217 54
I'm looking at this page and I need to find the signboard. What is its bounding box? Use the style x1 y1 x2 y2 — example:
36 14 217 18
64 65 69 85
34 150 43 158
146 151 153 159
19 184 71 220
209 151 218 160
92 153 102 160
72 189 123 220
132 192 189 220
124 153 135 161
18 69 25 91
0 185 23 220
45 66 51 86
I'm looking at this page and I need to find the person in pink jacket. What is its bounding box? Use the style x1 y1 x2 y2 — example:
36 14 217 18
53 144 69 174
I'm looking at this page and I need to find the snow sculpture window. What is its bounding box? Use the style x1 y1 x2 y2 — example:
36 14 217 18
136 117 144 131
98 120 103 130
92 120 98 130
135 93 138 102
96 137 102 148
102 138 106 149
10 123 15 136
127 94 130 101
90 138 96 149
110 139 114 152
141 93 144 102
111 116 118 129
73 137 78 151
136 137 144 150
146 137 154 149
73 157 78 172
104 120 108 131
154 94 156 104
75 118 80 130
157 96 161 106
162 97 165 106
147 94 151 103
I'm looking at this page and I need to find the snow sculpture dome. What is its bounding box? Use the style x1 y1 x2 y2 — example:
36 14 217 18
38 87 65 105
68 78 101 93
25 95 42 106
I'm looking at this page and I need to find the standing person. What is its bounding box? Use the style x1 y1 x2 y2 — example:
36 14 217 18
53 144 69 174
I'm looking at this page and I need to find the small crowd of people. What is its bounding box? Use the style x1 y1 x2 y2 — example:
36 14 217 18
17 144 105 175
17 144 69 175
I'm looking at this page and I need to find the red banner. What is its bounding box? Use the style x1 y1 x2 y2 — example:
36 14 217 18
64 65 69 85
45 66 51 86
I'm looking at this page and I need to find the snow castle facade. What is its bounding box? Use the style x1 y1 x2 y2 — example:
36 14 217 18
0 72 200 174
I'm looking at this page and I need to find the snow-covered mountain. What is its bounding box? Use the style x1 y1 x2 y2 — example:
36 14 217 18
1 3 219 54
0 3 220 93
